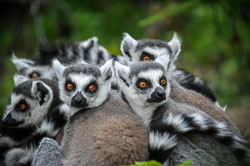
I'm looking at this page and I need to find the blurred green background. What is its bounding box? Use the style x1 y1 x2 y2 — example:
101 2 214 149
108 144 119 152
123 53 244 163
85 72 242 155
0 0 249 137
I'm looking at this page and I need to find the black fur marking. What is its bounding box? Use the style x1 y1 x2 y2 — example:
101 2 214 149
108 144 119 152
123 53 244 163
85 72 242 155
148 147 171 163
176 68 217 102
124 51 132 60
83 40 94 63
140 51 155 61
13 80 34 99
97 50 104 65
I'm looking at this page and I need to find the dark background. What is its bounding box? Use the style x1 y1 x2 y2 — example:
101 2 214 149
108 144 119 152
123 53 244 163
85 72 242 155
0 0 249 141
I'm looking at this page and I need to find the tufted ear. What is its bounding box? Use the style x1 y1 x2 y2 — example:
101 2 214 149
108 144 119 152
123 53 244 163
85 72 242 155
113 61 131 87
52 59 65 79
100 59 113 81
11 53 35 71
168 33 181 62
31 81 50 106
14 74 29 86
120 33 138 61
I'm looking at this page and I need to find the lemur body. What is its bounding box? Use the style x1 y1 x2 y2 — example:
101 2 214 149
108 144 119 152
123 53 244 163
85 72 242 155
120 33 225 110
114 60 250 165
1 76 69 166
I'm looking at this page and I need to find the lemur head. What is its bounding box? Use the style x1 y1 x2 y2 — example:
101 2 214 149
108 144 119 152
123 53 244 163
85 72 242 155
11 37 102 80
53 59 113 114
120 33 181 71
114 60 171 125
2 75 60 128
11 54 54 80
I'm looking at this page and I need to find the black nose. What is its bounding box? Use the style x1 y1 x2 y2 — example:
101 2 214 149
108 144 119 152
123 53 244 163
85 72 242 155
2 114 20 127
71 92 88 108
148 87 166 103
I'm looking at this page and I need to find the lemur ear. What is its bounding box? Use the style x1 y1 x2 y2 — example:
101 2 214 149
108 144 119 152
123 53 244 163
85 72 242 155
100 59 113 81
11 53 35 71
31 81 50 106
168 32 181 61
52 59 65 78
113 61 130 87
121 33 138 61
14 74 29 86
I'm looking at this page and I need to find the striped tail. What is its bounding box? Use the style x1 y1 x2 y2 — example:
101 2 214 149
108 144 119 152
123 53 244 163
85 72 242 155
149 113 250 165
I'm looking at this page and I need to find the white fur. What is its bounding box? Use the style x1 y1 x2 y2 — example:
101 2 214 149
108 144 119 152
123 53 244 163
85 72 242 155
121 33 138 61
168 32 181 61
13 74 29 86
11 53 35 71
149 131 177 151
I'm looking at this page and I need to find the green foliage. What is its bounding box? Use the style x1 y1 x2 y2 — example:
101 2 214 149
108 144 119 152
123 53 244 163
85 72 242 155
0 0 250 114
122 160 191 166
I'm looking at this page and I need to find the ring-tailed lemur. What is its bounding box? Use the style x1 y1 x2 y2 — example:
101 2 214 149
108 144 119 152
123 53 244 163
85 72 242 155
120 33 226 111
12 37 126 80
1 75 69 166
113 60 250 165
52 58 113 115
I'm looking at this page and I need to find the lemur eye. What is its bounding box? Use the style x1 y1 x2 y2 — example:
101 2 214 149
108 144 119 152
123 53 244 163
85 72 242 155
89 85 97 92
66 83 74 90
31 73 38 78
19 104 26 111
29 72 40 79
143 56 150 61
161 79 167 85
139 81 147 88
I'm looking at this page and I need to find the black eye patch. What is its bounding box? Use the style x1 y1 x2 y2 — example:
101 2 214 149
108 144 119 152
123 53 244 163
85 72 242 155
29 72 40 79
15 99 29 112
65 79 76 92
140 51 155 61
136 78 152 89
85 80 98 93
159 75 167 88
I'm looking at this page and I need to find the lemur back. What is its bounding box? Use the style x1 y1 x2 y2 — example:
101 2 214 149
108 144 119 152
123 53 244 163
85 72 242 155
60 93 148 166
120 33 220 107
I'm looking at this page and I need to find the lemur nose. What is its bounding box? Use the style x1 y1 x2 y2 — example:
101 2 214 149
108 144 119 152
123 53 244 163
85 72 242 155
71 92 88 108
2 114 19 127
155 87 166 98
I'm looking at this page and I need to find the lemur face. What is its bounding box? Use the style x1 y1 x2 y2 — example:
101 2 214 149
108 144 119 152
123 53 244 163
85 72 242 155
53 59 112 114
2 76 54 127
120 33 181 68
114 61 170 107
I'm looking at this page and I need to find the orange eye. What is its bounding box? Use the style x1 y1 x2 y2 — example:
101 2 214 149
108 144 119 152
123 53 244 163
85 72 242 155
139 81 147 87
143 56 150 61
31 73 38 78
20 104 26 110
67 83 74 90
161 79 167 85
89 85 96 92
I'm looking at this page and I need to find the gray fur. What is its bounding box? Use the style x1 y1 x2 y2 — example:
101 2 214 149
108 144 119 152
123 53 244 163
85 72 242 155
32 93 149 166
63 64 101 78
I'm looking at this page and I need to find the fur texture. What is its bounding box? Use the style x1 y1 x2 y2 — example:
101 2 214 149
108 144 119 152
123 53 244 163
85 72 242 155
114 60 249 165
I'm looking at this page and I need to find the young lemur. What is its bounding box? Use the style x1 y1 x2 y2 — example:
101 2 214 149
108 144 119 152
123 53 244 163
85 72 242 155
1 75 69 166
120 33 226 111
113 60 250 165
